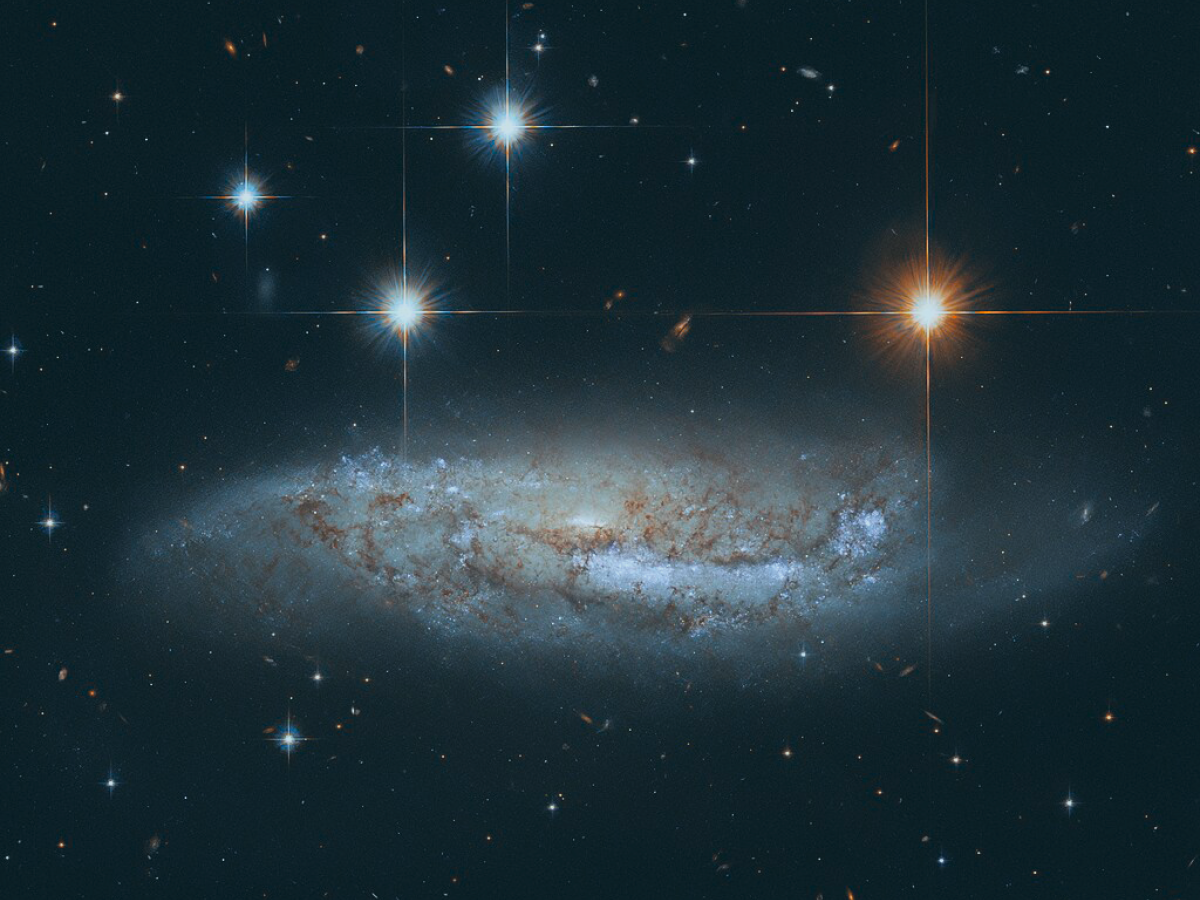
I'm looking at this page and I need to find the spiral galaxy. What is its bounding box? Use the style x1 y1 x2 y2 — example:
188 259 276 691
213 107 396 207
134 423 1139 679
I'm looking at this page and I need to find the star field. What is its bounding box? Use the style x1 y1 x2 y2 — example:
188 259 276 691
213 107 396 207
4 2 1200 898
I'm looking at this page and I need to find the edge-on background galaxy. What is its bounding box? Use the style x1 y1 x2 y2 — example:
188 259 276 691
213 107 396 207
131 412 1142 681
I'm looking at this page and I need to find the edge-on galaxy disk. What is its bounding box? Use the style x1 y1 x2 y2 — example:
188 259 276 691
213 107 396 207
136 438 926 670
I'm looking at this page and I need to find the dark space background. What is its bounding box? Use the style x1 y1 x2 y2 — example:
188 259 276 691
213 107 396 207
4 1 1200 896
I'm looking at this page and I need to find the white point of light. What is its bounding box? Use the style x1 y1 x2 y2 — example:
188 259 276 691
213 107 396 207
234 183 260 212
910 291 947 331
386 290 424 332
490 109 526 146
312 670 323 683
278 728 302 754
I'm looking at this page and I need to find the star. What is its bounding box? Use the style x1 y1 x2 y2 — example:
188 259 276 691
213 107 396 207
489 108 527 147
273 710 308 759
386 290 425 333
233 182 261 213
910 291 947 331
277 726 303 756
40 499 62 540
6 335 21 371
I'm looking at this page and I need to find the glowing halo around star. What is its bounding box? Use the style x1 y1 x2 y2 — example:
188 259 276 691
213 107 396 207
467 89 544 159
386 289 425 333
909 290 947 332
489 108 527 147
233 181 261 212
364 269 443 350
278 727 301 752
207 174 282 219
862 241 992 359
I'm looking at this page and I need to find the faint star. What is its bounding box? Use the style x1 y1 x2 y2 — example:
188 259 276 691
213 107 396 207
40 500 62 540
274 710 307 759
6 336 21 371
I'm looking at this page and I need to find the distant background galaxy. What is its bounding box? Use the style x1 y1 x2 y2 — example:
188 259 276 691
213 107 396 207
5 2 1200 898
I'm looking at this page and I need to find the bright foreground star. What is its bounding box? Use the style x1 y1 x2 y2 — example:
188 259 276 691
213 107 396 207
386 290 424 331
490 109 526 146
234 183 261 212
910 291 947 331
